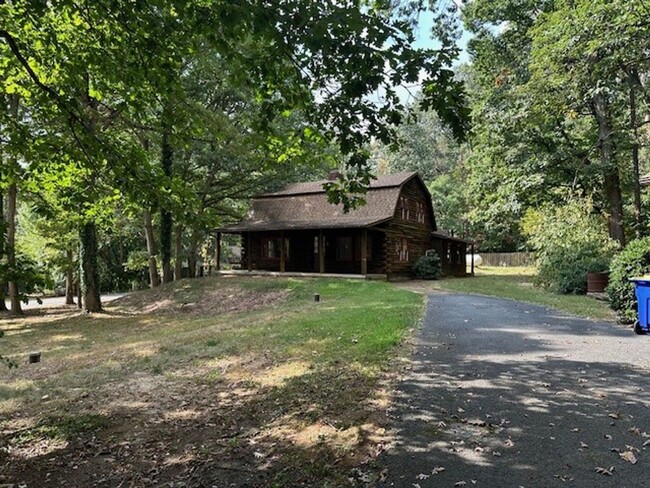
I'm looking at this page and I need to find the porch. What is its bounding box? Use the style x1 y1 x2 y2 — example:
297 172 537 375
220 228 386 276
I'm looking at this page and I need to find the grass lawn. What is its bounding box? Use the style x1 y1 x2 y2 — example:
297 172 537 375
0 276 422 487
427 266 616 321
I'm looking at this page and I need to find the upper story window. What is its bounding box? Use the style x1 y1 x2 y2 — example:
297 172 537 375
416 202 425 223
400 196 410 220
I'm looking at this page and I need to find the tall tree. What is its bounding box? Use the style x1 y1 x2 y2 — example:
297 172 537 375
2 0 468 299
461 0 650 248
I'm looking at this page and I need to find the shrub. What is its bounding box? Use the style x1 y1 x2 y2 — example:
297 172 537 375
522 199 618 294
607 237 650 323
413 252 442 280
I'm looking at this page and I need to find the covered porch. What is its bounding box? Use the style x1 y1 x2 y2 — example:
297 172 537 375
218 227 386 276
431 231 471 277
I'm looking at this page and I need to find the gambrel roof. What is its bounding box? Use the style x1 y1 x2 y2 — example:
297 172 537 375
221 172 436 232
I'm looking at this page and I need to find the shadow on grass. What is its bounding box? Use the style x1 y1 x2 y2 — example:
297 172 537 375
0 277 421 487
1 365 386 487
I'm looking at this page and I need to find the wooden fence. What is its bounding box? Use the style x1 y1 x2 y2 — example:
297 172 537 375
478 252 535 267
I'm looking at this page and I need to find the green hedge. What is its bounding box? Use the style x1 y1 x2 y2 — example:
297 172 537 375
413 252 442 280
522 199 617 295
607 237 650 323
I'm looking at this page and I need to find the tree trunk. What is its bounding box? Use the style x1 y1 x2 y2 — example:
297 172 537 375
76 276 82 309
77 76 102 312
188 233 197 279
0 94 6 312
593 94 626 246
174 224 183 280
65 246 75 305
80 222 102 312
160 111 173 283
144 210 160 288
6 182 22 315
0 183 7 313
629 74 642 238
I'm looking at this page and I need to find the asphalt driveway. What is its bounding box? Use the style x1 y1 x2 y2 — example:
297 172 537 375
378 293 650 488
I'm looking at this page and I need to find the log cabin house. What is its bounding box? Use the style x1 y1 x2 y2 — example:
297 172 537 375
218 171 470 279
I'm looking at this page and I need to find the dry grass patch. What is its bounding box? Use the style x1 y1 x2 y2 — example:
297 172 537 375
0 276 421 487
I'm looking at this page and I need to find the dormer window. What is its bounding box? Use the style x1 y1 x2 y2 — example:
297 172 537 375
416 202 425 223
400 196 410 220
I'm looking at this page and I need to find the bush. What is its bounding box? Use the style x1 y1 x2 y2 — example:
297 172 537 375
413 252 442 280
607 237 650 323
522 199 618 294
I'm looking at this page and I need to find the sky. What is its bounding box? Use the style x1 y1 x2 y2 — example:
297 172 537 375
413 9 472 65
393 9 472 105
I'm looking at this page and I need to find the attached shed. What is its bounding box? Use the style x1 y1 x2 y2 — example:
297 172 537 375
218 171 470 279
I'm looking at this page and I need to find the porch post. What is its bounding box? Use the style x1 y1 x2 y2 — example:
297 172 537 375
318 229 325 273
215 232 221 271
361 228 368 275
280 230 286 273
470 243 475 276
247 233 253 272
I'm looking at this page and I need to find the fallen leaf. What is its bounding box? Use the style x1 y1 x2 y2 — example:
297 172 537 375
416 473 429 480
595 466 613 476
643 440 650 447
412 484 421 488
493 450 502 457
438 421 447 428
431 466 446 475
454 482 467 487
604 435 613 440
505 438 515 447
608 413 621 419
619 451 638 464
571 428 579 432
458 407 465 413
580 442 589 449
629 427 641 436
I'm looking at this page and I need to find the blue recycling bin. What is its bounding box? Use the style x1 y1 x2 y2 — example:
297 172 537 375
630 278 650 334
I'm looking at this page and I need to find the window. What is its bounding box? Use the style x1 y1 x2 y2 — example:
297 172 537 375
261 238 289 260
416 202 425 223
400 196 410 220
395 238 409 262
336 236 353 261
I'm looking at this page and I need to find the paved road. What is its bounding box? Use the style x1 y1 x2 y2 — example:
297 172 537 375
379 293 650 488
3 293 126 310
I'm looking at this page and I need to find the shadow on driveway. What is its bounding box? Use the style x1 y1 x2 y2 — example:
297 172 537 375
379 294 649 488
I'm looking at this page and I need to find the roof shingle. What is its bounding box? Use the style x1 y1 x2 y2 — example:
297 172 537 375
221 172 418 232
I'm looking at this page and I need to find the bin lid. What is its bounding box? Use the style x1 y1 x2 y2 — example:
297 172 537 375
629 276 650 283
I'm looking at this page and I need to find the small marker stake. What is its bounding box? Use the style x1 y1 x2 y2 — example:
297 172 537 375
314 293 320 302
29 352 41 364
